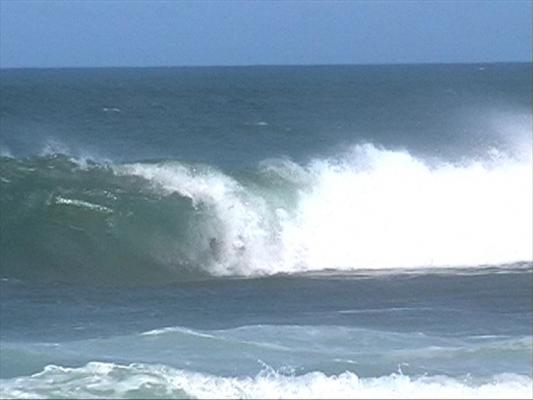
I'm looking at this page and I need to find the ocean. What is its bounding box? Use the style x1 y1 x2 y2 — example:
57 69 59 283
0 63 531 398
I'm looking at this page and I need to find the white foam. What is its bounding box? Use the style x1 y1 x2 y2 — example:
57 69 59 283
277 144 532 270
116 143 532 275
1 362 531 399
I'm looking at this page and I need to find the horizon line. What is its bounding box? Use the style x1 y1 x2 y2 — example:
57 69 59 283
1 60 531 71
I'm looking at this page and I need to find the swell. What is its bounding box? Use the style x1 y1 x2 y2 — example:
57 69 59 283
1 142 531 284
3 324 531 379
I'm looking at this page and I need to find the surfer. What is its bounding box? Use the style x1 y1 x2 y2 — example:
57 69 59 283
209 235 246 261
209 237 222 262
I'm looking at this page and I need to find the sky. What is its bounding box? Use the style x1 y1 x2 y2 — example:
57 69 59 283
0 0 531 68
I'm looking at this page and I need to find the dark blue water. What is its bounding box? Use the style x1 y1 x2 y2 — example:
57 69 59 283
1 64 529 166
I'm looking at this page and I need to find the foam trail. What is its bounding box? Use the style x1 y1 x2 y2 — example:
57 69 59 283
1 362 531 399
54 196 113 214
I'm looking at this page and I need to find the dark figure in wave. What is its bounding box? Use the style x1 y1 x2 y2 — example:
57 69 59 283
209 236 246 262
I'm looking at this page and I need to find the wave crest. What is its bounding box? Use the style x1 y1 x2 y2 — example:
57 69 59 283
117 144 533 273
1 143 531 283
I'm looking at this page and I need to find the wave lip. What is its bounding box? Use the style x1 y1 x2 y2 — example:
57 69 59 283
1 362 531 399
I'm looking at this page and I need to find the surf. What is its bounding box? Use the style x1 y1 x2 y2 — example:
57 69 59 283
1 361 531 399
1 142 531 283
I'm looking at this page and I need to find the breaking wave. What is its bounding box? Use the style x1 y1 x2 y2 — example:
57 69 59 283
1 143 531 284
1 361 531 399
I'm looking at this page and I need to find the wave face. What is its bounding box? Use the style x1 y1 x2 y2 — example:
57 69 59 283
1 143 531 283
1 361 531 399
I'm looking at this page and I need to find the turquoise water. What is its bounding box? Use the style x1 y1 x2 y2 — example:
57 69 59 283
0 64 531 398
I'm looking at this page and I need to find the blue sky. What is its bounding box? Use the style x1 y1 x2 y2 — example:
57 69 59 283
0 0 531 68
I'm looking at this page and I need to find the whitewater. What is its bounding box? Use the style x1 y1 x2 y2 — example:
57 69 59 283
115 143 532 275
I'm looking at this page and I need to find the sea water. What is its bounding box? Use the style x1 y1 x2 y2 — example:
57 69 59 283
0 64 531 398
